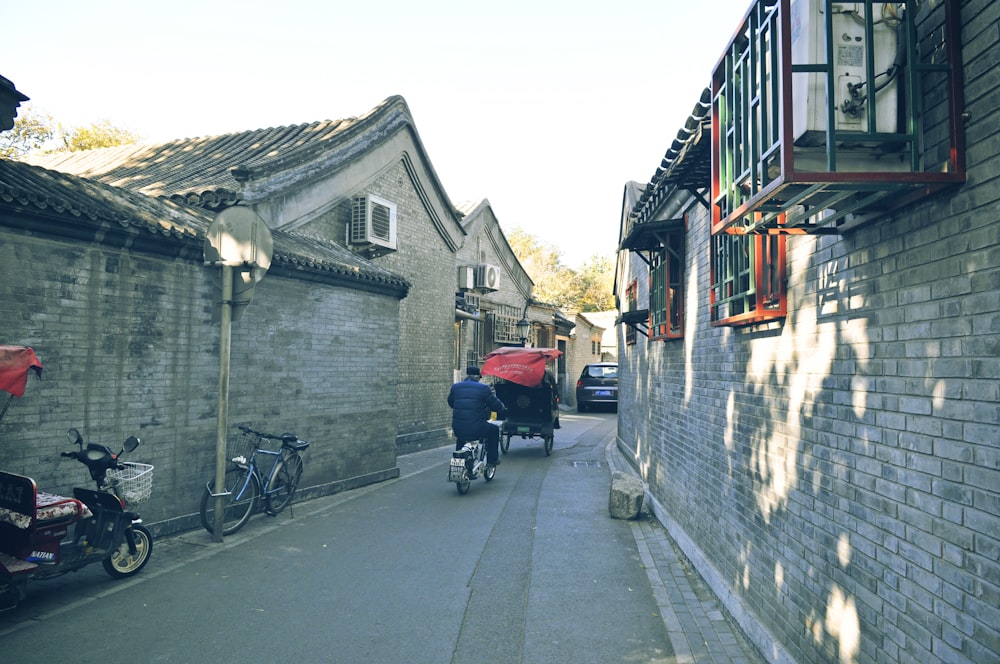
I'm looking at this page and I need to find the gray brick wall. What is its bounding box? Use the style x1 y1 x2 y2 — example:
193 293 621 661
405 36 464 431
0 227 402 536
365 162 455 452
616 2 1000 661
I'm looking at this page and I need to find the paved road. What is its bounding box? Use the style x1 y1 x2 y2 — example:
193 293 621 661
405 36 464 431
0 411 763 663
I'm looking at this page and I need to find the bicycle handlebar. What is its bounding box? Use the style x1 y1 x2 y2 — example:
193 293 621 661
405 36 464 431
238 425 307 446
238 424 280 439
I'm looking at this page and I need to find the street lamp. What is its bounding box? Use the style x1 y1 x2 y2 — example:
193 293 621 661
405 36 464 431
516 318 530 346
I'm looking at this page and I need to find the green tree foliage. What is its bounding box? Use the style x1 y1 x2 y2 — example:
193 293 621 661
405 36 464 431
0 108 140 159
62 119 140 152
576 254 615 312
0 105 55 159
507 227 614 312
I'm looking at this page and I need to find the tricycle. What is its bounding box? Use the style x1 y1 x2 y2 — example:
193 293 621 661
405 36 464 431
0 346 154 610
481 346 562 457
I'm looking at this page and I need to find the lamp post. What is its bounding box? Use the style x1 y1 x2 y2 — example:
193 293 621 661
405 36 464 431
516 318 530 347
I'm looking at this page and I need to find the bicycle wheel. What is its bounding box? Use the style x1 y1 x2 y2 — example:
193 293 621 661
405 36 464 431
200 467 259 535
265 453 303 515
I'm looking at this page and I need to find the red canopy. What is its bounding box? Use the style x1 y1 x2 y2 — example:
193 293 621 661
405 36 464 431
481 347 562 387
0 346 42 398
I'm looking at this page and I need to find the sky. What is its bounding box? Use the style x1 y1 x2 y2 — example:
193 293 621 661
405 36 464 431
2 0 753 268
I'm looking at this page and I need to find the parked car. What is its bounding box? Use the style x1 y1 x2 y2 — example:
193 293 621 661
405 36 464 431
576 362 618 412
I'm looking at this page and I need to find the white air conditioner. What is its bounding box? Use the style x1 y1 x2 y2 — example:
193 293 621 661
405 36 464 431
476 264 500 291
457 266 476 291
350 194 397 251
791 0 899 146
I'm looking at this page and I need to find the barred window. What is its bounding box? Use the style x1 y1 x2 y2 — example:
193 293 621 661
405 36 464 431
491 304 522 344
710 233 786 326
650 232 684 340
624 280 638 345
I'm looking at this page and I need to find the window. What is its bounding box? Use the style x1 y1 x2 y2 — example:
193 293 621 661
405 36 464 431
710 232 786 326
624 280 638 345
619 217 685 341
490 304 524 344
649 232 684 340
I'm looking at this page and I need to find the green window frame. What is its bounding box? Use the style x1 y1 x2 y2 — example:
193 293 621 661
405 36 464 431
649 233 684 340
710 231 786 326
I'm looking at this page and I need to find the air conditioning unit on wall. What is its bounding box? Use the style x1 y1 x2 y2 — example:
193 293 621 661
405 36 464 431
791 0 899 146
349 194 397 251
457 266 475 291
476 264 500 291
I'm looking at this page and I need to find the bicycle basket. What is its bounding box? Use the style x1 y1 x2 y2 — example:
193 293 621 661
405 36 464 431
229 430 258 464
107 462 154 504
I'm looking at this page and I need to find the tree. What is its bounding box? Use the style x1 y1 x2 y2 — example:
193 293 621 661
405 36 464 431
575 254 615 311
62 119 141 152
507 227 614 312
0 108 140 159
0 105 54 159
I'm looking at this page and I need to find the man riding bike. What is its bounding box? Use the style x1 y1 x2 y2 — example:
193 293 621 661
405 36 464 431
448 366 506 467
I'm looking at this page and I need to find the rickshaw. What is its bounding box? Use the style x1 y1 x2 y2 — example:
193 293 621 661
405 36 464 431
481 346 562 457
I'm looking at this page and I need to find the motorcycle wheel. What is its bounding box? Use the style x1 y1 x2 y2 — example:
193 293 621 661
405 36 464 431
544 435 554 456
455 474 471 495
103 524 153 578
500 435 510 454
484 464 496 482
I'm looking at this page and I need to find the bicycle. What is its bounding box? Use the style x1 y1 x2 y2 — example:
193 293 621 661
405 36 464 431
199 425 310 536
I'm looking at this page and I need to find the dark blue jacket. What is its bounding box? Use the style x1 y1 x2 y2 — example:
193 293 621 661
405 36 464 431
448 377 505 436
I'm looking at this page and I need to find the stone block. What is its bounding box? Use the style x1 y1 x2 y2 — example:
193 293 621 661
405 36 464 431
609 471 644 520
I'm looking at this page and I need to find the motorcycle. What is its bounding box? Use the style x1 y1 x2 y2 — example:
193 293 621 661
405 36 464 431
448 437 496 495
0 346 154 610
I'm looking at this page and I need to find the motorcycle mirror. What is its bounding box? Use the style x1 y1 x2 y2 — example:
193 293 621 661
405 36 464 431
66 428 83 447
122 435 140 453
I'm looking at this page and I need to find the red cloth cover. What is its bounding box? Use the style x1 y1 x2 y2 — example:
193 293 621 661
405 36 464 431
481 347 563 387
0 346 42 398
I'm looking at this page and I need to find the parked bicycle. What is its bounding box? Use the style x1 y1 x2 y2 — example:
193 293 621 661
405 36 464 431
199 425 310 536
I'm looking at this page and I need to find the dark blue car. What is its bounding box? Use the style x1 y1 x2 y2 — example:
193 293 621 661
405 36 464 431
575 362 618 412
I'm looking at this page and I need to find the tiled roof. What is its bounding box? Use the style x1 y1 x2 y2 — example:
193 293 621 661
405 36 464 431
27 96 410 209
0 159 410 294
0 158 207 239
630 88 713 227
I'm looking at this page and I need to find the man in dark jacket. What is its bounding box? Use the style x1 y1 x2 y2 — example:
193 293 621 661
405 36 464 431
448 366 506 466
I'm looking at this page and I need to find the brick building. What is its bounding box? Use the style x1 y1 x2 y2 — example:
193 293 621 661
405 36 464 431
453 199 534 371
566 312 606 409
614 1 998 662
1 95 470 535
454 199 575 396
28 96 465 456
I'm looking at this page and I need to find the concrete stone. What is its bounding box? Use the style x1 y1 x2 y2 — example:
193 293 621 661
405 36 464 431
609 470 644 519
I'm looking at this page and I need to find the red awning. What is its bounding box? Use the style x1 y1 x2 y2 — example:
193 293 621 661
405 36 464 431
481 347 562 387
0 346 42 398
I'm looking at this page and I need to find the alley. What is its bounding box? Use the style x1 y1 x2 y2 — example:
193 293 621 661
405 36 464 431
0 412 760 663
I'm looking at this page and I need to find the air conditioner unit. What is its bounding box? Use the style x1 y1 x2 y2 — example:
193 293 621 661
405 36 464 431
791 0 899 146
457 266 476 291
350 194 397 251
476 264 500 291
